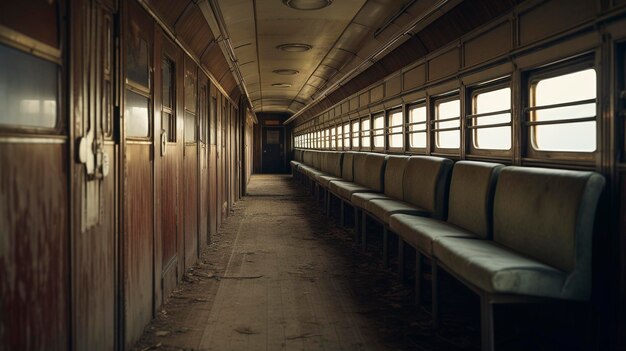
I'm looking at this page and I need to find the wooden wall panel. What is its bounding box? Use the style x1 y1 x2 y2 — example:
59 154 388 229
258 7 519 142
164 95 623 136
124 144 154 347
428 47 459 82
403 64 426 91
518 0 595 46
0 143 69 350
465 21 511 67
385 75 402 97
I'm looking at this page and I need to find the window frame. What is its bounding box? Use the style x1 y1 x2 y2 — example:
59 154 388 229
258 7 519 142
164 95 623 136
406 101 428 154
360 115 372 151
342 121 350 150
386 107 404 152
523 57 597 162
466 80 513 157
351 119 360 150
431 92 461 154
372 112 385 151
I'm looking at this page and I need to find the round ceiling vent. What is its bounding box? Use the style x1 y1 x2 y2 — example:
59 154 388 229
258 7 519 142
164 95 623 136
282 0 332 11
273 69 299 75
276 43 312 52
272 83 292 88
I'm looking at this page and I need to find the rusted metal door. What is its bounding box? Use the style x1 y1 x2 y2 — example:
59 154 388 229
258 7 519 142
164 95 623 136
154 29 183 308
122 0 155 346
0 2 70 349
71 0 118 349
183 57 199 269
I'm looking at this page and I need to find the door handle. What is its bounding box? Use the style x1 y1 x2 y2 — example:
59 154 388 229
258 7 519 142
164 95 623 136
161 129 167 157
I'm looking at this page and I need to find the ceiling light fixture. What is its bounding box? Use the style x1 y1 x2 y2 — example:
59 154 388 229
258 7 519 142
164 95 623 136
283 0 332 11
273 69 299 75
272 83 292 88
276 43 312 52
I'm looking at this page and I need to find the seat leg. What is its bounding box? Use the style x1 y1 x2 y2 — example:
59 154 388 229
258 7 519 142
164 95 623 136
415 251 422 306
340 201 345 227
383 226 389 269
432 258 439 328
361 212 367 251
353 208 360 242
398 238 405 282
481 295 495 351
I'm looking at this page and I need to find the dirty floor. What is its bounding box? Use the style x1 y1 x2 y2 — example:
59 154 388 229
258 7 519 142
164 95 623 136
134 174 590 351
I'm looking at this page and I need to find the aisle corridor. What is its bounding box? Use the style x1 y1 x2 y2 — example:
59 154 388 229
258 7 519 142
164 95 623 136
134 174 464 350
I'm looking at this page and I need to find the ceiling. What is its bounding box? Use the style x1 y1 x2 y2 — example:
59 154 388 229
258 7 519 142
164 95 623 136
215 0 442 114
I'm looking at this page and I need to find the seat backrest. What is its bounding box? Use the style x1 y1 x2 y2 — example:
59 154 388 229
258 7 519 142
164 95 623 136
313 151 322 170
342 152 355 182
296 150 302 162
402 156 453 220
493 167 604 298
354 153 387 192
447 161 504 239
324 152 343 178
383 156 409 199
303 151 312 166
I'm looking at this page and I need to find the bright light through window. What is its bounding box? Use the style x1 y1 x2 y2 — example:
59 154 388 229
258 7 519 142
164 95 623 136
435 98 460 148
473 87 511 150
388 110 403 148
352 120 360 148
373 114 384 148
409 105 427 148
337 125 343 148
531 69 596 152
343 123 350 149
361 118 371 148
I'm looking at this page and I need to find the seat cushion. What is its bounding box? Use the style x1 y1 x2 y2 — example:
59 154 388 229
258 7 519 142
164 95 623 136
433 237 568 299
351 192 391 210
318 175 342 188
329 181 375 201
366 198 428 223
389 214 475 256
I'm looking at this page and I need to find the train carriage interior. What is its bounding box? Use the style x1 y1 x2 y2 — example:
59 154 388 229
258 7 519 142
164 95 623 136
1 0 626 350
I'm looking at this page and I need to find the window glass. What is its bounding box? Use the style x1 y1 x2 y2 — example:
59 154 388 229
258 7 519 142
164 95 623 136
388 110 403 148
331 126 336 148
343 122 350 149
408 105 427 148
185 111 196 142
361 118 371 148
126 90 150 137
127 35 149 87
325 128 330 149
472 87 511 150
185 69 197 113
337 125 343 148
373 114 384 148
530 69 596 152
351 120 360 148
434 98 460 149
0 44 58 129
162 57 176 142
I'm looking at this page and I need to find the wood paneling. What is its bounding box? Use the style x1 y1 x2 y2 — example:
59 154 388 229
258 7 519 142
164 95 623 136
519 0 595 46
465 22 511 67
0 142 69 350
124 144 154 347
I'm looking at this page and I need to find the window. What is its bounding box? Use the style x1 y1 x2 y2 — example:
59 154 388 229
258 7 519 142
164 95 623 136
0 44 58 129
469 86 511 150
126 90 150 137
528 68 596 152
387 109 403 149
161 57 176 142
343 122 350 149
408 104 427 149
210 96 217 145
373 114 385 148
127 36 150 88
337 124 343 149
331 126 336 149
433 97 460 149
324 128 330 149
184 68 197 142
361 117 371 148
351 120 360 149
